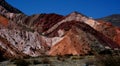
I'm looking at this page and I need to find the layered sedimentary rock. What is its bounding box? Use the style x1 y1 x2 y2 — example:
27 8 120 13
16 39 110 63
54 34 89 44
49 21 120 56
0 0 120 60
96 20 120 46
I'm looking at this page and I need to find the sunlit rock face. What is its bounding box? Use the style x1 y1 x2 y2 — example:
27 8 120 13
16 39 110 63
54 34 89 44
0 0 120 60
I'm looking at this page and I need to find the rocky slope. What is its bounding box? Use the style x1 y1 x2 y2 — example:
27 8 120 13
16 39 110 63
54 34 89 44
97 14 120 27
0 0 22 13
49 21 119 56
0 0 120 60
95 20 120 46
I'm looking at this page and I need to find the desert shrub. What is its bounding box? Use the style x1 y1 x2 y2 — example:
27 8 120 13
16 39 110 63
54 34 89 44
99 49 112 55
56 55 65 61
33 60 41 65
64 54 73 58
0 55 7 62
71 56 83 60
97 55 120 66
14 59 30 66
41 58 51 64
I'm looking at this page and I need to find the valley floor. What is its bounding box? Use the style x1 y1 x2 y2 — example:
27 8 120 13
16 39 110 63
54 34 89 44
0 55 120 66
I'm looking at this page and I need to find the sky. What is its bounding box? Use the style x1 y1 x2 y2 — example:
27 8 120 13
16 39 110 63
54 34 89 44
6 0 120 18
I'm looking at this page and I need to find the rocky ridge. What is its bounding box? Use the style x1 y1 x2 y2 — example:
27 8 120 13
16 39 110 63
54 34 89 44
97 14 120 27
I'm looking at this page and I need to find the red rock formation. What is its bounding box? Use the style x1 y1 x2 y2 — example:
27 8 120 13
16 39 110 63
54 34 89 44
96 20 120 46
0 15 8 26
49 27 91 56
114 27 120 43
49 21 120 56
32 13 64 32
